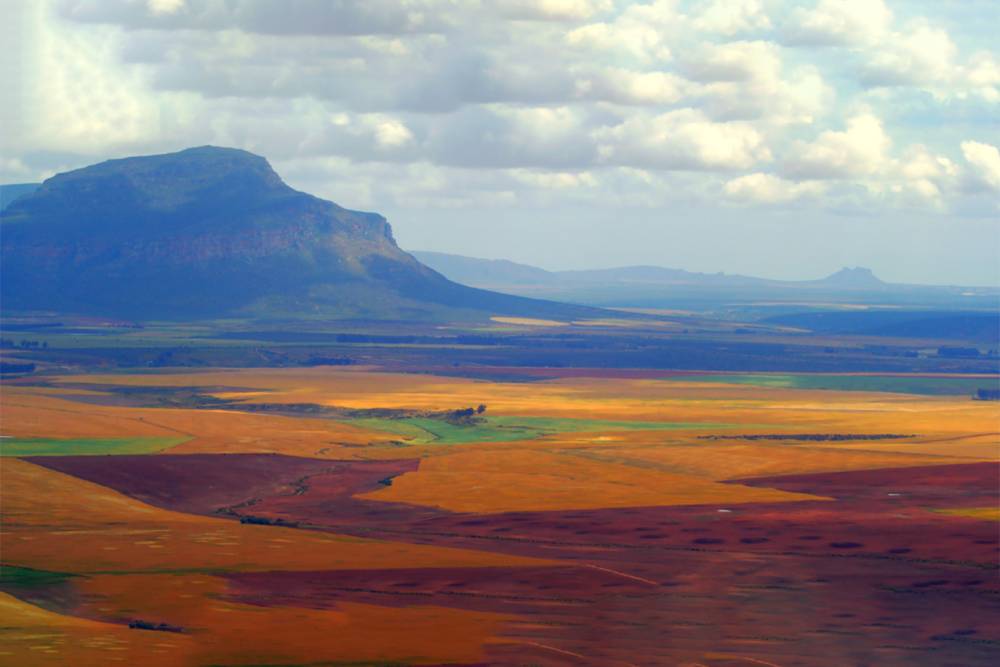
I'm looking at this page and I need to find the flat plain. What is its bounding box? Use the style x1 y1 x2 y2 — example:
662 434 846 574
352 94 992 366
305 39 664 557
1 364 997 666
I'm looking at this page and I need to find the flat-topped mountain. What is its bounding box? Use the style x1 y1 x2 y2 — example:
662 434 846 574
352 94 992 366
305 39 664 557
815 266 885 288
0 147 598 321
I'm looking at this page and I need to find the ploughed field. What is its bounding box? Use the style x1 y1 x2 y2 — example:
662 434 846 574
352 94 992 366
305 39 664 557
1 367 998 666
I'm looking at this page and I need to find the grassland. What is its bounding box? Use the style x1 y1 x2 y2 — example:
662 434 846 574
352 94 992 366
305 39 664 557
0 566 76 589
348 415 737 445
0 436 187 457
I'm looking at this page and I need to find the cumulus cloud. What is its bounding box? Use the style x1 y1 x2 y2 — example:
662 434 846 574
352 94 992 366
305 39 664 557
565 0 678 62
693 0 771 36
426 106 599 169
575 68 687 105
860 20 957 87
681 40 781 83
784 0 892 46
147 0 185 16
724 172 824 203
0 0 993 229
891 144 958 202
784 112 891 179
596 108 771 171
961 141 1000 191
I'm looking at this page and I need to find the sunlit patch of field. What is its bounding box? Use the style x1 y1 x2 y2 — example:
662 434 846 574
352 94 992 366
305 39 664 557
832 432 1000 460
490 316 567 327
360 448 825 513
348 415 734 446
0 387 392 459
537 433 984 480
0 437 186 457
570 317 686 329
679 372 1000 396
51 368 1000 427
0 459 553 574
68 573 515 666
935 507 1000 521
0 592 196 666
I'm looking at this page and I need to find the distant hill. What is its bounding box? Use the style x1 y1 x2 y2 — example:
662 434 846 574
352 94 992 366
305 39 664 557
413 251 890 291
0 183 40 212
412 251 554 286
411 251 997 313
811 267 885 289
0 148 605 321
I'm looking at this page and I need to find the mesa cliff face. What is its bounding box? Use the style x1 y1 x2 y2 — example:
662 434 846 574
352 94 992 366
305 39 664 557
0 146 585 320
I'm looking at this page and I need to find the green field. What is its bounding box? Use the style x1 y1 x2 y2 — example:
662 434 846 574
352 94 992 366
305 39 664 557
0 436 189 457
347 415 734 446
0 565 76 589
678 373 999 396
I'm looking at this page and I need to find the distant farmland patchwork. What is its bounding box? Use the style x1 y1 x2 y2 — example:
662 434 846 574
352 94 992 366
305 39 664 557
679 372 1000 395
1 368 998 665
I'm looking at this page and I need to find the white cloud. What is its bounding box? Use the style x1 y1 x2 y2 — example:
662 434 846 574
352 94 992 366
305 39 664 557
147 0 185 16
685 43 833 125
565 0 678 62
784 112 891 179
892 144 959 203
693 0 771 36
372 118 415 149
576 68 686 105
860 20 957 87
961 141 1000 191
724 172 824 203
597 108 771 171
3 0 994 230
510 169 597 189
784 0 892 46
682 40 781 83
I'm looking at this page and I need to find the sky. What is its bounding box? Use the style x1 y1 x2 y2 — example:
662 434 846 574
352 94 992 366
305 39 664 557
2 0 999 286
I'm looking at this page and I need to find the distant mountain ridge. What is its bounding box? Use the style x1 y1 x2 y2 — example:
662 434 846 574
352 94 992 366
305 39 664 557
0 147 605 321
410 251 999 314
412 251 888 290
0 183 40 212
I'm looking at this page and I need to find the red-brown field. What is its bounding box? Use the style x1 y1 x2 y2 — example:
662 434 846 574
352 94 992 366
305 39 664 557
2 368 998 665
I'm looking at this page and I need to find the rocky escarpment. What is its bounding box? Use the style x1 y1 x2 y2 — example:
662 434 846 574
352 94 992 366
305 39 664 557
1 146 594 321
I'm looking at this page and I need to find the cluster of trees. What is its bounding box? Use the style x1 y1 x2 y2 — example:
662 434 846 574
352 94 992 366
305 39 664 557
449 404 487 420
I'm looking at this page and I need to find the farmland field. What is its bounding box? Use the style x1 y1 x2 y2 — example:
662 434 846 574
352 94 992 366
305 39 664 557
678 372 1000 395
1 366 998 665
0 436 187 457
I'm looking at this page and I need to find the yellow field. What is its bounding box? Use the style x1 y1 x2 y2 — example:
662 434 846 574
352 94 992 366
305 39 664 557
936 507 1000 521
0 458 552 574
490 316 567 327
4 369 994 513
359 447 824 512
70 574 514 666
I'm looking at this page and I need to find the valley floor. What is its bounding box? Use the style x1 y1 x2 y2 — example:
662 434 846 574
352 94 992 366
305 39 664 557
1 366 998 666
